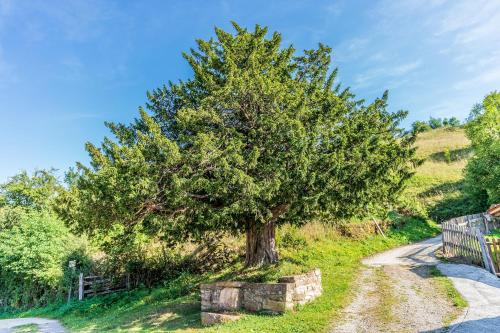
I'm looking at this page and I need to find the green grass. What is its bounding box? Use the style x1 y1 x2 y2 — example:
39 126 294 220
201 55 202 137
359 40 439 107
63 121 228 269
429 266 468 310
12 324 40 333
367 268 399 327
486 228 500 239
402 127 475 222
1 217 439 333
428 266 467 328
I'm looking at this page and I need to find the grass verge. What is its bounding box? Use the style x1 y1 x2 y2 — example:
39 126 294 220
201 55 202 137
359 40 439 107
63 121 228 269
1 216 439 333
368 268 399 327
12 324 40 333
429 266 468 310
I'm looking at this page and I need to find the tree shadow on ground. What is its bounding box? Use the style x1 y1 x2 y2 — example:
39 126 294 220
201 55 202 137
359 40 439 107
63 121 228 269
427 147 472 163
417 180 464 200
410 264 500 291
419 315 500 333
119 300 203 331
419 180 479 222
82 297 204 332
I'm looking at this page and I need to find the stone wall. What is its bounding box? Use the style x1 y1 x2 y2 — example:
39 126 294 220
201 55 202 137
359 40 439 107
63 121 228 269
200 269 322 325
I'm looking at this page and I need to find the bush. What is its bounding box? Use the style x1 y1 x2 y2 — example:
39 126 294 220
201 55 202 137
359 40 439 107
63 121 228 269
464 91 500 209
278 226 308 249
447 117 461 127
0 210 86 308
428 117 443 129
411 121 431 134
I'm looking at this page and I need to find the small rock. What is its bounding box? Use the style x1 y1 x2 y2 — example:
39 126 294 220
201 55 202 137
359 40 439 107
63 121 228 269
201 312 241 326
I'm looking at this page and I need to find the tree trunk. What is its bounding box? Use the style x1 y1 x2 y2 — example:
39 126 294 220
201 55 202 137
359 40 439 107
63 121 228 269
245 220 279 267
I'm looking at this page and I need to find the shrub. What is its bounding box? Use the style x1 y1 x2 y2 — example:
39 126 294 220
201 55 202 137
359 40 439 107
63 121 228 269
443 148 451 164
464 91 500 209
0 210 86 308
447 117 461 127
428 117 443 129
278 226 308 249
411 121 431 134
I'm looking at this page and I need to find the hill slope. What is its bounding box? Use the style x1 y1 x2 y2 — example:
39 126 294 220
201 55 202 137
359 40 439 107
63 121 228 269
403 127 472 221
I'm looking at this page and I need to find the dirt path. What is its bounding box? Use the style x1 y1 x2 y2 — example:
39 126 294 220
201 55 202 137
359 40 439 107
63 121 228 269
0 318 66 333
331 236 500 333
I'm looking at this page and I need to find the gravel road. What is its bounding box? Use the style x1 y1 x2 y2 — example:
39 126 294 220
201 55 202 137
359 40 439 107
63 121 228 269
332 235 500 332
0 317 66 333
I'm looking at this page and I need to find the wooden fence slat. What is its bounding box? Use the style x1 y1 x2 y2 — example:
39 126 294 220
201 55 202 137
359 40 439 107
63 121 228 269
494 239 500 273
478 229 496 275
78 273 129 300
441 213 500 274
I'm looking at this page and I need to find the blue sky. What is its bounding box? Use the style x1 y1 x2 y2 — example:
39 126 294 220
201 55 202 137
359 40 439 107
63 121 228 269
0 0 499 182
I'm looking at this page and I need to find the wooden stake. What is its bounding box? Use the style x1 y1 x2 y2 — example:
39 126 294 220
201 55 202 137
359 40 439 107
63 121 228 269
78 273 84 301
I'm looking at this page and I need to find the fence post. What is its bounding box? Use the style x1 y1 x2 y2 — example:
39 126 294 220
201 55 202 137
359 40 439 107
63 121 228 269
477 229 496 275
442 222 450 255
482 214 490 234
78 273 84 301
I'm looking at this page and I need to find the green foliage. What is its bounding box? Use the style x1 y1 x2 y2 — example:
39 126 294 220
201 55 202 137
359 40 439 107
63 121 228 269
0 210 85 308
2 217 439 332
412 117 460 135
0 206 26 231
59 23 418 264
443 148 451 164
428 117 443 129
411 120 431 134
464 91 500 209
0 169 61 212
277 226 308 249
446 117 461 127
0 170 89 308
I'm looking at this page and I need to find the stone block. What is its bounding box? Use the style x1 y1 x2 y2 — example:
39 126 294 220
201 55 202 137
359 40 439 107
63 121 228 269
200 269 322 319
262 299 287 312
218 287 241 310
201 312 241 326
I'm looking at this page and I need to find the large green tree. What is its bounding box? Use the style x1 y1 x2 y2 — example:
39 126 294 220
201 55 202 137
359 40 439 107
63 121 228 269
59 24 418 266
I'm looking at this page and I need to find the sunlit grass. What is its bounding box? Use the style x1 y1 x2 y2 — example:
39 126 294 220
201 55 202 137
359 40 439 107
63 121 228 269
402 128 475 221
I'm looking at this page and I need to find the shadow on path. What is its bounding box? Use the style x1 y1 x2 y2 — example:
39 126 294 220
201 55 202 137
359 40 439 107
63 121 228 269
420 315 500 333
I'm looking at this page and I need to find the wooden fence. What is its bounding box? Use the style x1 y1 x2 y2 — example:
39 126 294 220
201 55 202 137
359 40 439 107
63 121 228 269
486 238 500 275
442 213 498 276
78 274 130 300
445 213 498 233
441 223 484 266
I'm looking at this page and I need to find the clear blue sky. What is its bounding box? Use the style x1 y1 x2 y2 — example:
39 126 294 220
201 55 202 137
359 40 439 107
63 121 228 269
0 0 499 182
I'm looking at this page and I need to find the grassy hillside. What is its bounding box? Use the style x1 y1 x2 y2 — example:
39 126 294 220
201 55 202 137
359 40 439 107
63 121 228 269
403 127 473 221
1 128 470 332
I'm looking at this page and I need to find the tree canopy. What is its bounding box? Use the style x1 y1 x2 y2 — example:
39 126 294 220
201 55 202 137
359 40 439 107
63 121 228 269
0 169 61 211
58 23 418 266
